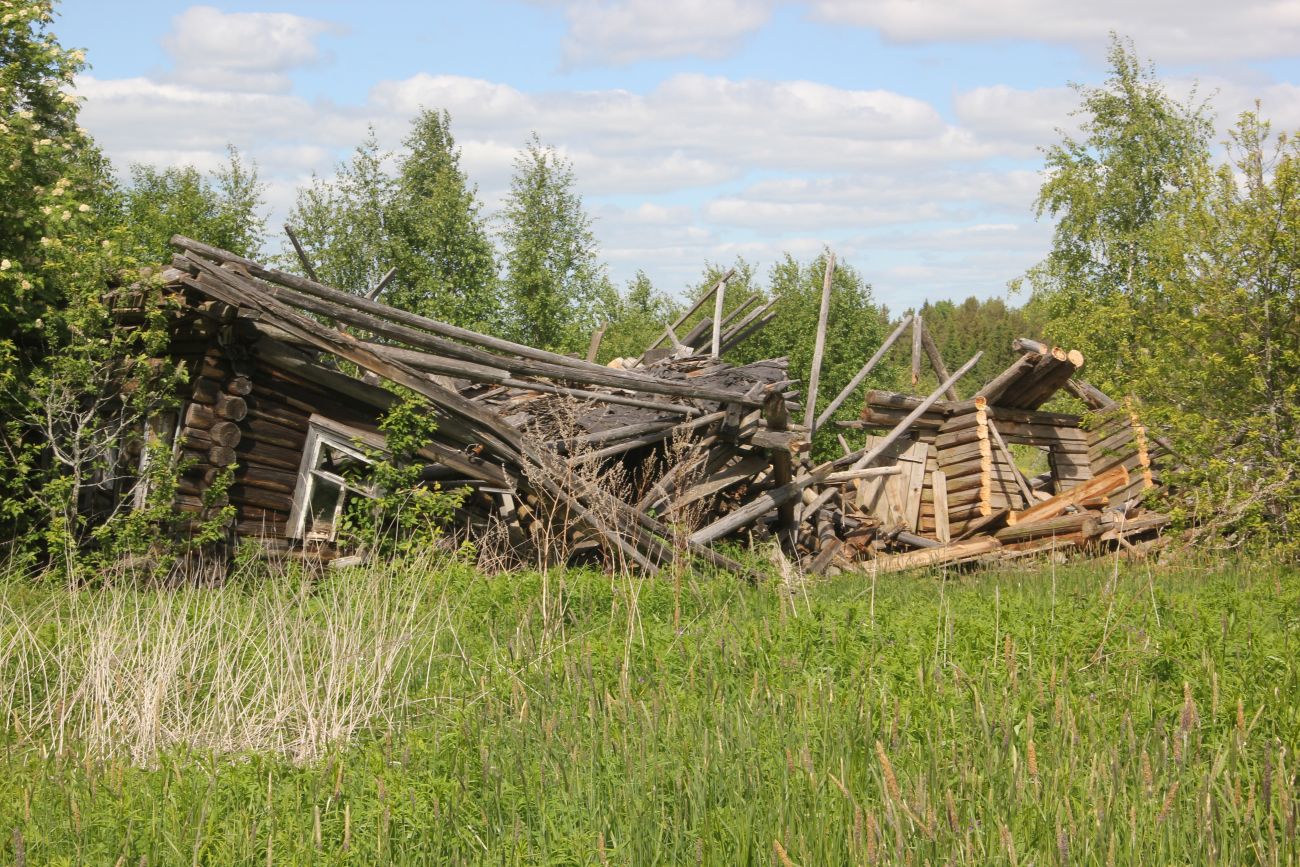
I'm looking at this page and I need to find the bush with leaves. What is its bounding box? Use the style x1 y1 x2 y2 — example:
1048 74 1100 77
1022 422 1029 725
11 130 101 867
340 392 466 559
1026 36 1300 553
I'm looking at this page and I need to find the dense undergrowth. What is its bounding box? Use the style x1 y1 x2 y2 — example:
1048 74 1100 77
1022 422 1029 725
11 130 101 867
1 551 1297 865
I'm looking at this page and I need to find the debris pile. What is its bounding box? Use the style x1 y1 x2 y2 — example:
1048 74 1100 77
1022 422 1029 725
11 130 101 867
116 236 1172 577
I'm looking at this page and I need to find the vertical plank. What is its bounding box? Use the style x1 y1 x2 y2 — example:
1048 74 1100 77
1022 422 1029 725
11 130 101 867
763 392 797 545
919 318 959 401
803 251 836 433
710 274 727 357
585 323 607 363
904 441 928 531
911 313 923 388
931 470 950 545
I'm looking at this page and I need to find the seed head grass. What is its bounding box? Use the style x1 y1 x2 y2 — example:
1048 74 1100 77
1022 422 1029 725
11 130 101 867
0 553 1296 863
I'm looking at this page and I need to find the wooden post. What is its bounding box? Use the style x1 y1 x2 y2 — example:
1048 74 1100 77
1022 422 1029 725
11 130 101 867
814 314 913 431
365 267 398 301
986 419 1035 509
803 251 836 434
846 352 982 471
932 470 950 544
710 273 727 357
647 269 733 353
586 323 607 363
689 352 981 546
920 319 959 401
763 391 797 546
911 313 923 388
283 225 320 283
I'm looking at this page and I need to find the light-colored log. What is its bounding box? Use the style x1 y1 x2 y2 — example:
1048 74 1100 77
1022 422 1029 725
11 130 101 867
803 252 836 433
815 315 914 431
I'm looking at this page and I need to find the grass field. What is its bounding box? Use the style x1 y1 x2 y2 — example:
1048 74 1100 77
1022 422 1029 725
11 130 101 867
1 551 1297 864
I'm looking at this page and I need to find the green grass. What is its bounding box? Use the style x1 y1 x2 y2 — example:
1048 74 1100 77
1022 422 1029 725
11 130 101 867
1 552 1298 864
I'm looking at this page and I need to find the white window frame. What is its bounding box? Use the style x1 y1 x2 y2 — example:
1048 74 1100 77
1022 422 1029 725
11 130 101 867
288 415 387 542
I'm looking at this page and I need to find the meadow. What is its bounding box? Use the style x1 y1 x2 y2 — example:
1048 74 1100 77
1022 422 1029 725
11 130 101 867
0 550 1296 865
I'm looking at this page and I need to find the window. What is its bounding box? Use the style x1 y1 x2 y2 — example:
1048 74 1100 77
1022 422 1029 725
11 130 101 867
289 416 387 542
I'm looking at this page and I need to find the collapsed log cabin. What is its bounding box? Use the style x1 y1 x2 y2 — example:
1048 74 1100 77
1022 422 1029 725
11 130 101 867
100 236 1173 579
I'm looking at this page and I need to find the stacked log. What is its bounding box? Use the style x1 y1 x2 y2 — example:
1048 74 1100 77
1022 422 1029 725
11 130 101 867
1086 399 1161 507
934 398 992 535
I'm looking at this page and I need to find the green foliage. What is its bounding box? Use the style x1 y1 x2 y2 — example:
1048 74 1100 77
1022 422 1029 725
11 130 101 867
287 114 504 331
286 130 397 295
500 133 616 352
1026 34 1214 376
339 392 466 558
0 2 194 570
1026 36 1300 551
387 109 500 330
1 557 1297 862
119 145 266 264
595 269 682 362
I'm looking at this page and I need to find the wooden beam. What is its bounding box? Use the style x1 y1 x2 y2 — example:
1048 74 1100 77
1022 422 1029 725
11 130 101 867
986 419 1035 509
585 323 607 363
814 314 913 431
803 251 835 434
932 470 950 544
910 313 923 388
920 318 959 401
647 268 734 353
283 225 320 283
1008 465 1129 526
710 270 727 357
365 267 398 301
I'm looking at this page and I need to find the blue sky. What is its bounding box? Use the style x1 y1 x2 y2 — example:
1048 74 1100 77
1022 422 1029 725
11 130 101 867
61 0 1300 311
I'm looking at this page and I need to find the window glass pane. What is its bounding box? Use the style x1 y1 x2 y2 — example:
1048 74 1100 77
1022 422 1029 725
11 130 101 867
306 476 345 541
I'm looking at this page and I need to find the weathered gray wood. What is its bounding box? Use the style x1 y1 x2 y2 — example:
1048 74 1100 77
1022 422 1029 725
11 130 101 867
763 390 797 544
842 353 983 472
366 267 398 301
691 352 980 545
646 269 732 353
173 235 680 382
814 314 913 431
920 319 959 401
283 224 320 283
711 271 727 357
932 470 950 544
586 323 607 363
910 313 923 388
719 311 776 354
986 419 1034 509
803 252 836 434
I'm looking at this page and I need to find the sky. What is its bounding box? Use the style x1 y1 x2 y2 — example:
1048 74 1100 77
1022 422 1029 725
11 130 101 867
59 0 1300 312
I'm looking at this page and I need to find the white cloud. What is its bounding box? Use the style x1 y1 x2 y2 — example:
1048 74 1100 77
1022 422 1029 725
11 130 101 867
162 6 342 93
535 0 776 66
953 85 1079 150
809 0 1300 63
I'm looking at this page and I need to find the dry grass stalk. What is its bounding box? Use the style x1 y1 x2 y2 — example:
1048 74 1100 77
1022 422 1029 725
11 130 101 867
0 555 437 765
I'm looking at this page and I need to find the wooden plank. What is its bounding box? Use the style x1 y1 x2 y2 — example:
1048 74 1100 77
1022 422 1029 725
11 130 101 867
986 419 1034 509
585 323 607 363
859 537 1001 576
910 313 923 388
919 318 958 400
689 352 981 545
932 470 950 544
1007 465 1129 526
815 315 913 430
803 252 836 433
